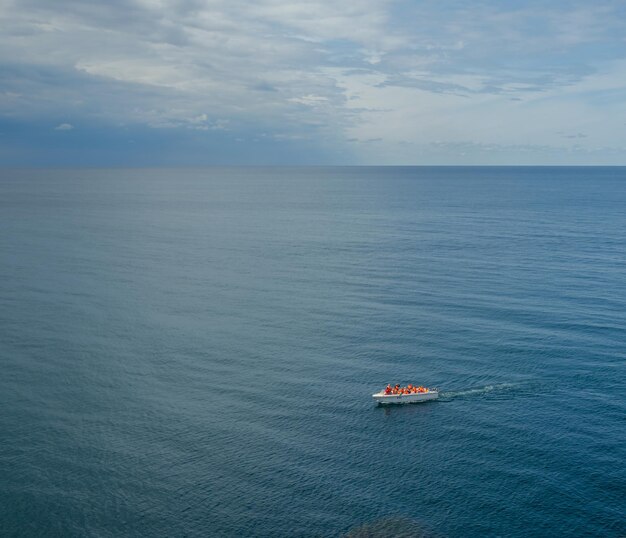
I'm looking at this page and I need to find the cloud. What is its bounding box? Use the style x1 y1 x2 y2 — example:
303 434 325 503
288 95 330 106
54 123 73 130
1 0 625 163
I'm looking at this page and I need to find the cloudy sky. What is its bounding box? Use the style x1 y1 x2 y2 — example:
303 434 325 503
1 0 626 165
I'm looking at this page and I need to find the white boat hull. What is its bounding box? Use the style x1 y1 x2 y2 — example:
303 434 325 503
372 390 439 405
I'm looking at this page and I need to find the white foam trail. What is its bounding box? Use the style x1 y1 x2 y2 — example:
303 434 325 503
440 382 519 399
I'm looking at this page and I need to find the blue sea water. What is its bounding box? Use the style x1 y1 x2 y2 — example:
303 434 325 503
0 166 624 537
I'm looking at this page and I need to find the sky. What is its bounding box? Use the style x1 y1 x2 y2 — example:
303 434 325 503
1 0 626 165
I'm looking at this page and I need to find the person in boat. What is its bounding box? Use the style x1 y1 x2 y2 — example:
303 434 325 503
385 385 392 394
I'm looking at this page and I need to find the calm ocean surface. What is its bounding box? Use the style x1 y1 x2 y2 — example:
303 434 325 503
1 167 625 537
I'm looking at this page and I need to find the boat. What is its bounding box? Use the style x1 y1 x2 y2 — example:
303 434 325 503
372 386 439 405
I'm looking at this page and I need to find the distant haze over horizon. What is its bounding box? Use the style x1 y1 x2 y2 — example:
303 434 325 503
1 0 626 166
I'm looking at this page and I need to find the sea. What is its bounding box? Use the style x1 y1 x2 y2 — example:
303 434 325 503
0 166 624 537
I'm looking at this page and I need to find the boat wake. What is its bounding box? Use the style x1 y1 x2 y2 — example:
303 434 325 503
438 382 527 401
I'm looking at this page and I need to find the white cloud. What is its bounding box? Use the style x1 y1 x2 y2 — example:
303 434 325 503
331 54 626 163
288 95 329 106
54 123 73 130
1 0 625 162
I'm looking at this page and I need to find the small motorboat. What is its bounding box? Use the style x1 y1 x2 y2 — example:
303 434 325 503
373 385 439 405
